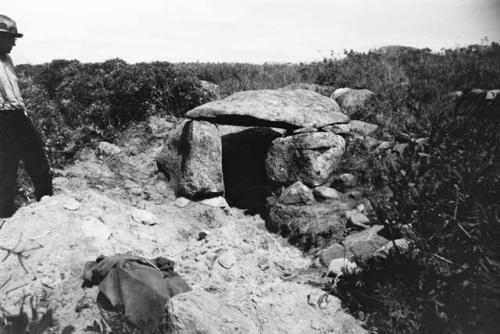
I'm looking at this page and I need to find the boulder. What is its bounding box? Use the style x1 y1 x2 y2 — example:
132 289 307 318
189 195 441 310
349 120 379 136
278 181 315 205
267 198 351 250
167 290 258 333
199 80 221 101
279 83 336 97
156 119 188 185
265 132 346 187
318 225 388 265
178 120 224 198
185 89 349 129
331 88 374 112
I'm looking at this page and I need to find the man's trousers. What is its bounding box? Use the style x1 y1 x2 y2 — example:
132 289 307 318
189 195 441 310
0 110 52 217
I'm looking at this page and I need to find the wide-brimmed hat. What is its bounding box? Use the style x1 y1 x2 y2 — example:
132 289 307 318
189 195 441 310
0 14 23 38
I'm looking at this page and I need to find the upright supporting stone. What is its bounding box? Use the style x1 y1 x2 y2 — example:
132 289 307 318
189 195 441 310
178 120 224 199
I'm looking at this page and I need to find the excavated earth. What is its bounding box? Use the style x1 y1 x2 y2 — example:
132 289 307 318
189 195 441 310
0 123 366 333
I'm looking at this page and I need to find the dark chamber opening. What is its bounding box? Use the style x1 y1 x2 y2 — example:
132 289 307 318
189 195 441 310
222 127 281 215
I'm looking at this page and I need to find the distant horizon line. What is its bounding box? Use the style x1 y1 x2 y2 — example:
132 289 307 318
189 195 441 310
15 40 499 66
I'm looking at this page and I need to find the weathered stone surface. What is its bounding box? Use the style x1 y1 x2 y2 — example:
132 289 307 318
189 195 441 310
313 186 341 200
349 120 379 136
333 173 357 190
279 181 315 205
318 225 388 265
265 132 346 187
131 208 158 226
267 198 352 250
156 119 188 186
167 290 258 333
328 258 360 276
279 83 336 97
185 89 349 129
200 196 229 208
148 116 176 138
331 88 375 111
199 80 221 101
178 120 224 198
346 212 370 229
97 141 122 156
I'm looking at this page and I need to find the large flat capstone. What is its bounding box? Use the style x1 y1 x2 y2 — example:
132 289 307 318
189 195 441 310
185 89 349 129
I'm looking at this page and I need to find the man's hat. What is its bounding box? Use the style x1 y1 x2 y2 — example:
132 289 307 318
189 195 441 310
0 14 23 38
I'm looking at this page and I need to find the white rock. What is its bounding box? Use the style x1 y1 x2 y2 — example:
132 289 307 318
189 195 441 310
348 212 370 229
81 217 111 241
200 196 229 208
97 141 122 156
131 209 158 226
486 89 500 100
328 258 360 276
63 198 81 211
217 251 236 269
175 197 191 208
313 186 341 200
374 238 411 258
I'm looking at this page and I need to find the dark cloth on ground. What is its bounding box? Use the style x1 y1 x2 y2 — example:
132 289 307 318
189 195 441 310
0 110 52 217
82 254 191 331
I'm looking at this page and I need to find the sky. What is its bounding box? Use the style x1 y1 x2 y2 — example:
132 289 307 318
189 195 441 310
2 0 500 64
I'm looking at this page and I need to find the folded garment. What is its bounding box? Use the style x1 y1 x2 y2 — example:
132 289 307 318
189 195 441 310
83 254 191 331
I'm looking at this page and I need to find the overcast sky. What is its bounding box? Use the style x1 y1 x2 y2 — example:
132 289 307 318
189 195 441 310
3 0 500 64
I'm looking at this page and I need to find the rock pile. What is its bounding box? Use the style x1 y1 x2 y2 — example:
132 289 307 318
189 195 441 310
157 87 391 272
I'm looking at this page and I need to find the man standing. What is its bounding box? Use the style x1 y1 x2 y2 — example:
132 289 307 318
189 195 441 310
0 14 52 217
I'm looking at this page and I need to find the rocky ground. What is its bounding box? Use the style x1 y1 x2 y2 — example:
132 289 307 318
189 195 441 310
0 121 366 333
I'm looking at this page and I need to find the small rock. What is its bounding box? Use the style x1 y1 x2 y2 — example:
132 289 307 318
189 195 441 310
279 181 315 205
374 238 411 259
338 173 356 188
328 258 359 276
346 190 363 200
97 141 122 156
347 212 370 229
81 217 111 241
200 196 229 208
130 187 143 196
197 230 210 241
217 252 236 269
318 225 388 265
414 137 428 145
349 120 378 136
363 136 381 150
257 257 270 271
175 197 191 208
63 199 81 211
375 141 392 152
486 89 500 100
313 186 341 200
131 209 158 226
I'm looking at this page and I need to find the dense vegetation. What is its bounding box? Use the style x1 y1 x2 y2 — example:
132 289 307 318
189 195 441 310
13 42 500 333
